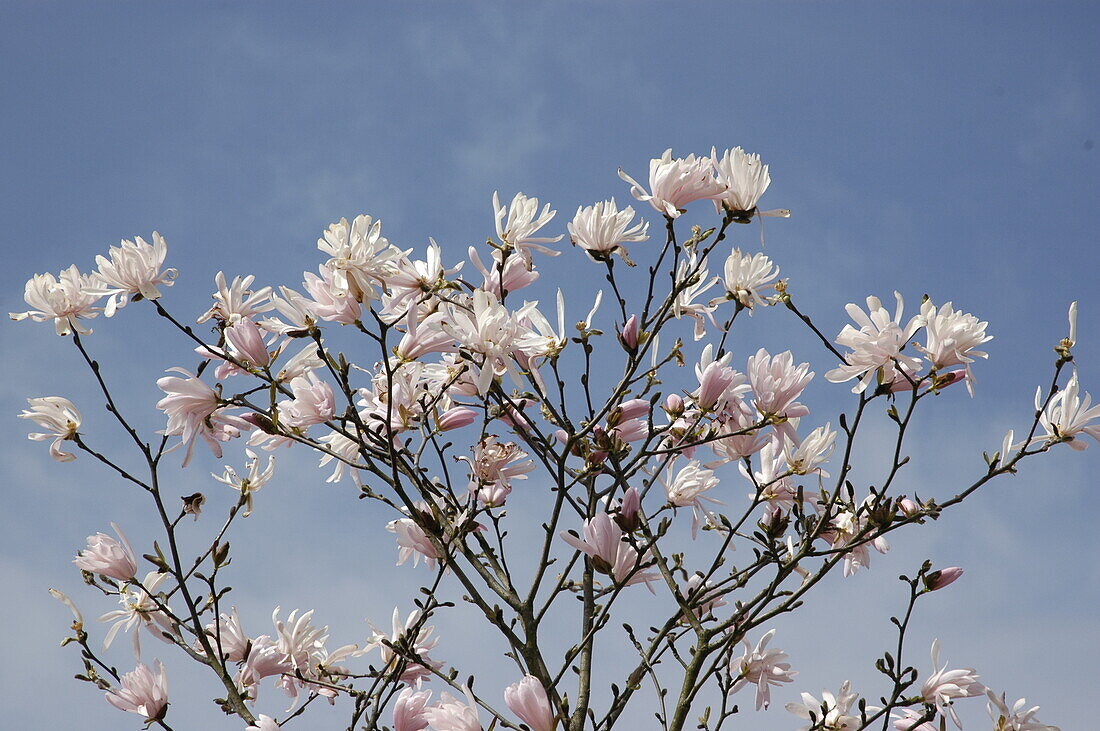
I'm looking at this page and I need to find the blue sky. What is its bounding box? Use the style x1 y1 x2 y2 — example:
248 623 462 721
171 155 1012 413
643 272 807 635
2 2 1098 729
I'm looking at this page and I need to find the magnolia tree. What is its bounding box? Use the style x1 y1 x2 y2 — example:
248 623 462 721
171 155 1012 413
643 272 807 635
13 147 1085 731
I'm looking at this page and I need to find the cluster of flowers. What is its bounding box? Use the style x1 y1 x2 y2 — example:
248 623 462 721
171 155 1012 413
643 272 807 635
20 146 1081 730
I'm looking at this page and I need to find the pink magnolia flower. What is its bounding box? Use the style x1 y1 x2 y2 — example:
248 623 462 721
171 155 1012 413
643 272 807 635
105 660 169 721
747 348 813 443
920 639 983 727
397 311 458 361
560 512 659 589
10 265 101 335
504 675 556 731
74 523 137 581
716 248 780 310
90 232 177 316
156 368 250 466
236 634 292 700
394 687 433 731
201 607 251 663
711 147 790 220
224 318 272 368
424 687 482 731
197 272 272 325
468 246 539 297
387 510 444 570
303 264 362 324
382 240 463 318
20 396 81 462
694 344 749 412
281 372 336 428
493 191 563 264
730 629 797 710
710 401 770 463
568 198 649 265
825 293 923 394
618 148 726 219
461 436 535 507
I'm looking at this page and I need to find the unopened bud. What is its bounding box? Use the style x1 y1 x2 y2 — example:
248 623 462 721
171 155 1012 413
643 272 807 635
924 566 964 592
621 315 640 350
438 406 477 432
664 393 685 418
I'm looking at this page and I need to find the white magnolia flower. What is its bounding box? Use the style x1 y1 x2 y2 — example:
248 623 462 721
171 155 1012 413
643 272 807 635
673 252 720 340
197 272 273 324
367 608 441 686
568 198 649 265
618 148 726 219
423 687 482 731
825 293 923 394
20 396 81 462
730 629 797 710
317 215 405 302
493 191 563 264
99 571 176 659
921 639 983 728
90 232 177 315
985 691 1060 731
212 449 275 517
784 423 836 475
786 680 861 731
10 265 101 335
717 248 780 310
915 300 991 395
711 146 790 220
1033 371 1100 450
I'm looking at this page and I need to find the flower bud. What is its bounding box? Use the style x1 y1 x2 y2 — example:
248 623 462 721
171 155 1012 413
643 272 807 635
898 497 920 517
621 315 640 350
437 406 477 432
664 393 685 417
504 675 556 731
613 487 641 532
924 566 964 592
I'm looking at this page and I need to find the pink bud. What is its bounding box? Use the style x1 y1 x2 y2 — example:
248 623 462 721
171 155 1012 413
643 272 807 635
614 487 641 532
621 315 640 350
924 566 964 591
504 675 556 731
664 393 685 417
898 497 920 517
438 406 477 432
